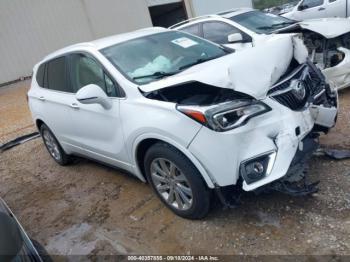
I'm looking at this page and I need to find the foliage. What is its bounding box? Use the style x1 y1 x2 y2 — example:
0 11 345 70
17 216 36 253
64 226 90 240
253 0 298 10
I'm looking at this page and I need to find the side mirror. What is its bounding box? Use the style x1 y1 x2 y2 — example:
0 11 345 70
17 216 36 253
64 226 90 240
228 33 243 43
76 84 112 110
298 4 308 11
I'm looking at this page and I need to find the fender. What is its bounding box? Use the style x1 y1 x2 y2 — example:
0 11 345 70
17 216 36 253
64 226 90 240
132 133 216 188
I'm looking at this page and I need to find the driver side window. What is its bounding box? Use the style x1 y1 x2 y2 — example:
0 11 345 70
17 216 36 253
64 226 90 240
70 53 118 97
301 0 324 9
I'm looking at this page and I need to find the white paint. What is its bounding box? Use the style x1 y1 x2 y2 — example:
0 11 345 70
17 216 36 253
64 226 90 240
323 48 350 90
28 29 338 218
282 0 349 21
298 18 350 39
173 10 350 89
139 35 304 99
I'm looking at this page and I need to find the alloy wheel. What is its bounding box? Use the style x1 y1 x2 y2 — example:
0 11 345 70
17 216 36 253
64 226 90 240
150 158 193 211
42 130 62 162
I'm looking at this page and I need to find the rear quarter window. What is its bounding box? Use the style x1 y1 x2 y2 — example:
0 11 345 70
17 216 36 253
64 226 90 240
181 24 201 37
47 57 72 93
36 64 45 87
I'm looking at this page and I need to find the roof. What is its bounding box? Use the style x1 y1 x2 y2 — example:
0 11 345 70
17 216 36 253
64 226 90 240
169 15 221 29
43 27 168 62
170 8 254 29
218 8 255 18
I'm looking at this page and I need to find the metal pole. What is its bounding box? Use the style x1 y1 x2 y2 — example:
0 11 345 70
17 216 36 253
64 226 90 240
346 0 348 17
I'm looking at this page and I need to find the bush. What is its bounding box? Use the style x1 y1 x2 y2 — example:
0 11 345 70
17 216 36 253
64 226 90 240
253 0 297 10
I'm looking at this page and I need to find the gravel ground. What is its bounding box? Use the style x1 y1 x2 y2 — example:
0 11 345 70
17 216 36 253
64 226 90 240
0 80 349 256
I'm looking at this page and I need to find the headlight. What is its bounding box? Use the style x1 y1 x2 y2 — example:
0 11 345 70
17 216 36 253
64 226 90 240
177 100 271 132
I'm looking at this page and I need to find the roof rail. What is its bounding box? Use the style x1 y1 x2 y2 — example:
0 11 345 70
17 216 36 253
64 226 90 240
217 7 254 16
169 14 220 29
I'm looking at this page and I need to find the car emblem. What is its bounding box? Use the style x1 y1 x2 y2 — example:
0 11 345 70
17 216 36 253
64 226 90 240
290 79 306 100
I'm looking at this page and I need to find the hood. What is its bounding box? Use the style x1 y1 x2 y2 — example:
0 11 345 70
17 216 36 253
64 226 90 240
139 35 308 99
277 18 350 39
299 18 350 38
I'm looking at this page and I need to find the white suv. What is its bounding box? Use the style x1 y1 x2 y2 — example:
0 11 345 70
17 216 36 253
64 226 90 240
28 28 338 219
171 8 350 90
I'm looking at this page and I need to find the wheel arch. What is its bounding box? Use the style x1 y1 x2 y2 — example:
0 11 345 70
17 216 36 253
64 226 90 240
133 135 216 188
35 119 45 131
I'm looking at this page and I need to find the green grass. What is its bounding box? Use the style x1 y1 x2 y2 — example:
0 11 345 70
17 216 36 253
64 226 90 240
253 0 298 9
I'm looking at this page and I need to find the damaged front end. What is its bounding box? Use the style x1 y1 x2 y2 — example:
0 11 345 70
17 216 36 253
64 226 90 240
277 19 350 90
140 36 338 204
256 59 338 197
268 59 338 131
304 31 350 90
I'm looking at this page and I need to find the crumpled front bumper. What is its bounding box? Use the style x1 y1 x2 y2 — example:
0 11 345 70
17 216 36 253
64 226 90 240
323 47 350 90
188 85 338 191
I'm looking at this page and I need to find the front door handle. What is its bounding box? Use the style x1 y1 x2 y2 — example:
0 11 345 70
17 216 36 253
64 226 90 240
39 96 45 101
70 103 80 109
318 7 325 11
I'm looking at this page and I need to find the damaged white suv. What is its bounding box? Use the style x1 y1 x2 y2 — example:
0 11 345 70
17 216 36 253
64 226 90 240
28 28 338 219
172 8 350 90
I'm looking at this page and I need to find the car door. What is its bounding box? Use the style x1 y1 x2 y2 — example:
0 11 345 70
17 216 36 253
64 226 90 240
30 56 77 146
201 21 253 50
66 53 130 169
326 0 347 17
295 0 327 20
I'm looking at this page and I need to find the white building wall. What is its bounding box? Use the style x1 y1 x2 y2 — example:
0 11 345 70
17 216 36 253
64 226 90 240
186 0 253 17
0 0 152 84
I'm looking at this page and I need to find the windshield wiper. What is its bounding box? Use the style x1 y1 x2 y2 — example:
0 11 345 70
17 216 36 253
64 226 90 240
179 56 221 71
132 71 179 80
257 21 296 30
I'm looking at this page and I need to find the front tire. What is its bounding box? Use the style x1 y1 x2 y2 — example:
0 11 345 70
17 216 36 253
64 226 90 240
144 143 210 219
40 124 71 166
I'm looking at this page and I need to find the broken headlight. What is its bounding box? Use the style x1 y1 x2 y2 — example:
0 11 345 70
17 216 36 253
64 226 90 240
177 100 271 132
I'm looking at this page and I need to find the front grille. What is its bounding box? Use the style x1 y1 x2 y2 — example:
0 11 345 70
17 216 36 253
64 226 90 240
268 62 325 111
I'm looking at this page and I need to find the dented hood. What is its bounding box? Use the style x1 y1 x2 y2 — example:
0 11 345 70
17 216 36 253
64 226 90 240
139 35 307 99
299 18 350 38
278 18 350 39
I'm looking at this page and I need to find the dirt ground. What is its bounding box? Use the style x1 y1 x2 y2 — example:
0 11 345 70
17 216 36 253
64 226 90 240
0 80 349 256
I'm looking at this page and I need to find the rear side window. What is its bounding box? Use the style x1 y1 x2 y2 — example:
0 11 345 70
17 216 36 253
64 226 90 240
181 24 201 37
36 64 45 87
47 57 72 93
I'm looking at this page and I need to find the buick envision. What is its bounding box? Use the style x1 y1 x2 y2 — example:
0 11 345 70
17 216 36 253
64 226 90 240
28 28 338 219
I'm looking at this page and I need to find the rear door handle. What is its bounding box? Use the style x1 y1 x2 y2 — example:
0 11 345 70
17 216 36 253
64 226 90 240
39 96 45 101
70 103 80 109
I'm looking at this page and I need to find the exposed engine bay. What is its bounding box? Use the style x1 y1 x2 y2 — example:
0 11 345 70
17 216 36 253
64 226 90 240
304 31 350 69
277 20 350 90
144 82 251 106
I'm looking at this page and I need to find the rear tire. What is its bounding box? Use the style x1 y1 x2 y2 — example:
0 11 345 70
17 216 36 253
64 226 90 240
40 124 72 166
144 142 210 219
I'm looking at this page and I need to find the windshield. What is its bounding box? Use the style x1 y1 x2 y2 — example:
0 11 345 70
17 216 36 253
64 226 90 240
101 31 228 84
230 11 296 34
